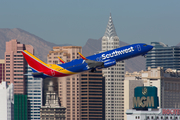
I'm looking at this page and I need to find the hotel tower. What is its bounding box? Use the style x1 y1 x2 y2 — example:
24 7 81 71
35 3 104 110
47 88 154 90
102 14 125 120
5 39 33 94
47 46 82 120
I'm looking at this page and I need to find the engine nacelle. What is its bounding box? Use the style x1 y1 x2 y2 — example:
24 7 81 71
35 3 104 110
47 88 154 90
103 59 116 68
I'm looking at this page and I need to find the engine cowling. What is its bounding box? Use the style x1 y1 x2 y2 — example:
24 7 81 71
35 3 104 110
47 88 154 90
103 59 116 68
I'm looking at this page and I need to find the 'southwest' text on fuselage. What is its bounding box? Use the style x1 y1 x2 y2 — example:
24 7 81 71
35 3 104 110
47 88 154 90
102 46 134 60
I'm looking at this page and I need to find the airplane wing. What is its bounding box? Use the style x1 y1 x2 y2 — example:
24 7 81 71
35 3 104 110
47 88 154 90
78 52 88 60
78 52 104 69
85 59 104 68
58 57 66 63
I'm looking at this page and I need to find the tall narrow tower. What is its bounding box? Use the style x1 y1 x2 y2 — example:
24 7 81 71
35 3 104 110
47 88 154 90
5 39 33 94
102 14 125 120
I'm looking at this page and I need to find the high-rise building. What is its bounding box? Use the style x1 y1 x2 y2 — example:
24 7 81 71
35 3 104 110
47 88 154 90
0 81 14 120
47 46 82 120
0 59 5 83
124 72 144 120
80 69 105 120
102 14 125 120
5 39 33 94
14 94 28 120
146 42 180 70
125 67 180 109
40 81 66 120
26 65 43 120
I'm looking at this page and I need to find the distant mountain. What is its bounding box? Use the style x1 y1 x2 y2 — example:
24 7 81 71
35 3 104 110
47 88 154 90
0 28 69 62
177 43 180 46
82 38 146 72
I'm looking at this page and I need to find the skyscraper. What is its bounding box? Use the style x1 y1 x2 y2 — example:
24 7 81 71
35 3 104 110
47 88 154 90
47 46 82 120
0 59 5 83
124 74 144 120
26 65 43 120
146 42 180 70
102 14 125 120
14 94 28 120
5 39 33 94
80 69 105 120
0 81 14 120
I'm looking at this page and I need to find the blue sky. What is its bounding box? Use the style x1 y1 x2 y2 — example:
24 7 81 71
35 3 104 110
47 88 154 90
1 0 180 46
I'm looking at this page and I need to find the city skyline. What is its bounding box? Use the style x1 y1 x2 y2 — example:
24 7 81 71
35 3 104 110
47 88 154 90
0 34 180 120
0 1 180 46
0 3 180 119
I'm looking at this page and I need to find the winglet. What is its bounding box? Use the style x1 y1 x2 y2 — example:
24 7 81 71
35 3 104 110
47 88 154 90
78 52 88 60
58 57 66 63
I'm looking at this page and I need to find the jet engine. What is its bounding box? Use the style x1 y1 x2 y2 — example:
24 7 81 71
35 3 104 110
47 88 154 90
103 59 116 68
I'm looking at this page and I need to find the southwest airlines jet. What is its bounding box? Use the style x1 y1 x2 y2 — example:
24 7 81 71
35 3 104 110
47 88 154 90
22 43 153 78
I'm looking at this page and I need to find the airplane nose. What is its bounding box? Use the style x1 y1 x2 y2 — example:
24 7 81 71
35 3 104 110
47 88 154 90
148 45 153 50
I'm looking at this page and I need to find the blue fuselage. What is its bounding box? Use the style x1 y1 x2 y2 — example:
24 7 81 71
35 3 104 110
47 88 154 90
58 43 153 73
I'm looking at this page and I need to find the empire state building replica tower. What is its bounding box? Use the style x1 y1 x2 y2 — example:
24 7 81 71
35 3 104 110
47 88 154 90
102 14 125 120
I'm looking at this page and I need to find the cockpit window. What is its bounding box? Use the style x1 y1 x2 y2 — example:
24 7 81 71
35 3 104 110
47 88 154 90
143 44 147 47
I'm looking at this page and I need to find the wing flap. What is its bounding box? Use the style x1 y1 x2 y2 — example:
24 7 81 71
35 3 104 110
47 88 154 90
85 59 104 68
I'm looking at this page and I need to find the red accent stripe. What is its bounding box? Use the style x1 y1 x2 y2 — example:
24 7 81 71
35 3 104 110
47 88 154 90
58 57 65 63
80 54 87 60
59 59 65 63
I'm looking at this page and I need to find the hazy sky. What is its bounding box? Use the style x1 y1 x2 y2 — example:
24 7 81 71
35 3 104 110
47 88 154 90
1 0 180 46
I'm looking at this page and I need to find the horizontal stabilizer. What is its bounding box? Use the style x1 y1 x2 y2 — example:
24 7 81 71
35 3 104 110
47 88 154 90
24 74 33 76
23 72 44 77
32 72 44 77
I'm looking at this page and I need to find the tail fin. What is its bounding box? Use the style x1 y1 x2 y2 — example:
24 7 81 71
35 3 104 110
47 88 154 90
22 50 48 73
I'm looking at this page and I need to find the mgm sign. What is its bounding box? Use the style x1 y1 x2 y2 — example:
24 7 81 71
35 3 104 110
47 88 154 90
133 86 159 109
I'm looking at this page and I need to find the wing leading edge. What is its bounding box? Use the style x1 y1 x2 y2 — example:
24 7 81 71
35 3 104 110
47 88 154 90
78 52 104 69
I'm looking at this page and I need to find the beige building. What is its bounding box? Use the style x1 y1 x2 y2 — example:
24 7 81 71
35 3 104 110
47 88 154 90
5 39 33 94
124 75 143 120
47 46 82 120
124 67 180 120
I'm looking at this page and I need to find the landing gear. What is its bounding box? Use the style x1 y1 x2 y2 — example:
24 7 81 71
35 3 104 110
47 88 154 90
90 68 96 72
142 54 147 58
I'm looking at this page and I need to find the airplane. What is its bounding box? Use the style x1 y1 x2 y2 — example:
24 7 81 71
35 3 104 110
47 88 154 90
21 43 153 78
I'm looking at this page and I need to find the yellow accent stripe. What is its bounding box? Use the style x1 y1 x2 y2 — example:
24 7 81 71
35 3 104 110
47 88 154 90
48 64 76 75
58 56 65 63
78 52 87 60
23 50 47 66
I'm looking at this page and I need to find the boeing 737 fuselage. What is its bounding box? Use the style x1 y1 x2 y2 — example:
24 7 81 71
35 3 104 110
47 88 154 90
22 43 153 78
